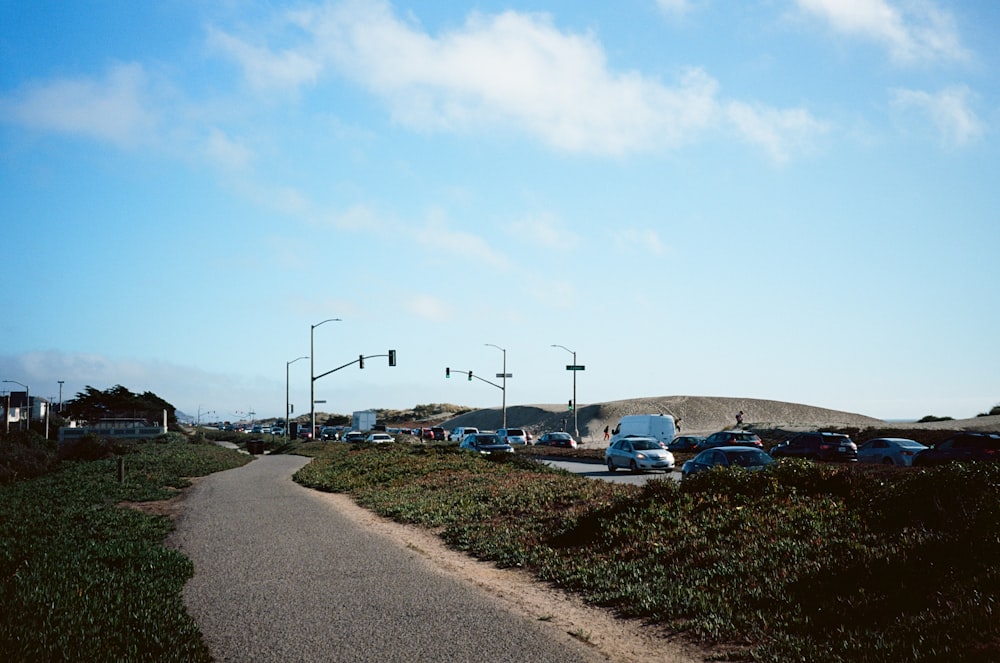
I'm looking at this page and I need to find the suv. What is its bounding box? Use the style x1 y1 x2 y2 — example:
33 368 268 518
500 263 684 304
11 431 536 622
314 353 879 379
697 430 763 451
912 432 1000 466
770 432 857 462
495 428 528 445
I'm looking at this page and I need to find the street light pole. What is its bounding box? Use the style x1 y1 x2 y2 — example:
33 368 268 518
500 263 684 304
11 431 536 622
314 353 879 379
57 380 64 413
484 344 507 428
551 344 579 441
311 318 341 440
287 355 308 440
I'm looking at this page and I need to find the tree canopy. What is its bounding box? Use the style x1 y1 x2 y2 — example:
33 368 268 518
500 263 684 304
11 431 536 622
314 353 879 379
66 385 177 429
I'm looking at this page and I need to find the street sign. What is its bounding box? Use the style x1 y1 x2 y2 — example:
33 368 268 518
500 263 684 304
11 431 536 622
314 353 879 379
496 373 513 378
565 365 586 371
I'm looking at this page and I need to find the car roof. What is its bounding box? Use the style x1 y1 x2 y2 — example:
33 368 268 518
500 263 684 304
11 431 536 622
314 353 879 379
711 446 768 453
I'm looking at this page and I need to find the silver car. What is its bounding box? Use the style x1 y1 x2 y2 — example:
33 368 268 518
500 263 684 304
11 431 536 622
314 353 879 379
605 436 675 473
857 437 927 467
460 433 514 455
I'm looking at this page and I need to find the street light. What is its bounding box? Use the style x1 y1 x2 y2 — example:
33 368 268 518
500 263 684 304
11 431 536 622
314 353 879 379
551 344 580 441
287 355 308 439
311 318 342 439
57 380 64 413
2 380 29 432
484 344 508 428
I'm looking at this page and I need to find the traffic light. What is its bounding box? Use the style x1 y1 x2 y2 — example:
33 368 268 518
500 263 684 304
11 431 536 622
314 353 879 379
388 349 396 367
468 370 472 381
359 354 364 369
568 399 573 411
445 367 450 378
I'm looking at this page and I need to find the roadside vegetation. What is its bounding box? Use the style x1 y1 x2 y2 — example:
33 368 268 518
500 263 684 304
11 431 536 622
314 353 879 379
0 432 251 661
295 441 1000 662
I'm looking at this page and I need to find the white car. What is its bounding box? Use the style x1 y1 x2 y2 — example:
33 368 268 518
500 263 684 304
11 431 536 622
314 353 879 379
605 436 675 473
857 437 927 467
449 426 479 441
495 428 528 445
364 432 395 444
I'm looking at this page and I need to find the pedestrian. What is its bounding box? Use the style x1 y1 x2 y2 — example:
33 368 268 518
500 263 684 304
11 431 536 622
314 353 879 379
736 410 744 427
603 425 610 441
675 417 682 433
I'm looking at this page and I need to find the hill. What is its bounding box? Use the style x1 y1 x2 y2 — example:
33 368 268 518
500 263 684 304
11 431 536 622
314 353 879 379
440 395 998 447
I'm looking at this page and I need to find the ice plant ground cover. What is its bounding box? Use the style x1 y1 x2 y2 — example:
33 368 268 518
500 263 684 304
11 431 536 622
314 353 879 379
0 434 251 661
295 442 1000 662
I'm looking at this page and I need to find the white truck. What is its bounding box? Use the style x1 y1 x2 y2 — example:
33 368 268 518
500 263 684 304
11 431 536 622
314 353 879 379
609 414 676 447
352 409 377 432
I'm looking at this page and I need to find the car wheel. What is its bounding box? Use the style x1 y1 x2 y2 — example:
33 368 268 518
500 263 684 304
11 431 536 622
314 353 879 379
607 459 617 473
629 459 639 474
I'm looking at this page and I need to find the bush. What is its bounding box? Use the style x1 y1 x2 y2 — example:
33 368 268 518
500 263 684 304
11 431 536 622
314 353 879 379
0 431 59 485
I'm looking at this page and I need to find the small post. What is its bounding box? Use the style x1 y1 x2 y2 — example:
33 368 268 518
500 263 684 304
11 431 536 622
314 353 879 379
117 456 125 483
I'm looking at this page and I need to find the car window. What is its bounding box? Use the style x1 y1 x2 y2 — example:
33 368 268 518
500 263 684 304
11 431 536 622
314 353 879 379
633 439 661 451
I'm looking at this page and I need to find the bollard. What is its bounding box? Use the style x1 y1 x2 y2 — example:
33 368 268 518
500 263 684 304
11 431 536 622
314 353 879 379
117 456 125 483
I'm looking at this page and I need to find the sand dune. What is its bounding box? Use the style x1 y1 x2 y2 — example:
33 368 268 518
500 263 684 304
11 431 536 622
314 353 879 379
442 395 998 446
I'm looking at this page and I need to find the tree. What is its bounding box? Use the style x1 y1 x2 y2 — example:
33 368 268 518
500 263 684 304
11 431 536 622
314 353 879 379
65 385 178 430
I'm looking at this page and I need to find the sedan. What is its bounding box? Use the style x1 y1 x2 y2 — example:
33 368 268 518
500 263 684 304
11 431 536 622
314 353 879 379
668 435 705 451
343 431 366 443
682 446 774 479
536 432 578 449
857 437 927 467
364 432 395 444
460 433 514 455
605 436 675 473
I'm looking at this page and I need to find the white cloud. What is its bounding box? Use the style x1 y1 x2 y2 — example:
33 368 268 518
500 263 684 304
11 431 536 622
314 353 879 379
726 101 829 163
203 127 254 170
794 0 968 64
412 216 509 268
612 228 668 256
507 212 581 250
286 1 723 156
890 85 984 146
403 293 451 321
0 62 156 147
655 0 696 18
208 27 323 93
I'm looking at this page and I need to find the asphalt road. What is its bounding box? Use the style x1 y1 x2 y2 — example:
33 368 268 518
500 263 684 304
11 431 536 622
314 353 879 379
544 458 681 485
168 454 607 663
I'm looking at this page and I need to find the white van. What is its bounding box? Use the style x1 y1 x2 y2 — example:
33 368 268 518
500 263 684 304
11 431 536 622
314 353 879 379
449 426 479 441
609 414 676 447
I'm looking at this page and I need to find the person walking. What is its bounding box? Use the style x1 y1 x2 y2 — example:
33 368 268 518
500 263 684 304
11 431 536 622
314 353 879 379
736 410 744 427
603 425 610 441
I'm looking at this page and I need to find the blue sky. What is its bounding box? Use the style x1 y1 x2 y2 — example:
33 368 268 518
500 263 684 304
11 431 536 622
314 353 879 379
2 0 997 422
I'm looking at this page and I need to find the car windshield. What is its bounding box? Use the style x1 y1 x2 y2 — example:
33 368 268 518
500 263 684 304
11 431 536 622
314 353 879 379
734 433 760 441
727 450 772 467
551 433 571 440
475 436 497 444
507 430 525 436
632 439 662 451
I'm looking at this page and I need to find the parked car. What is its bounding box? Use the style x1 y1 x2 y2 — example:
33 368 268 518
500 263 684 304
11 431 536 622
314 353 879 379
343 431 365 443
536 432 577 449
769 432 858 462
364 432 395 444
460 433 514 455
682 446 775 479
911 432 1000 467
605 436 675 473
319 426 340 441
449 426 479 441
697 430 763 450
668 435 705 451
495 428 528 445
857 437 927 466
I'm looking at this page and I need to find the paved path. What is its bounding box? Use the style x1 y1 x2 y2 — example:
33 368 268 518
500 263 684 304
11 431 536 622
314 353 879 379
168 455 607 663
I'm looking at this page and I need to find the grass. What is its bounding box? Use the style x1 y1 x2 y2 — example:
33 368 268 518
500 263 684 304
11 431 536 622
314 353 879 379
0 434 252 661
294 441 1000 662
